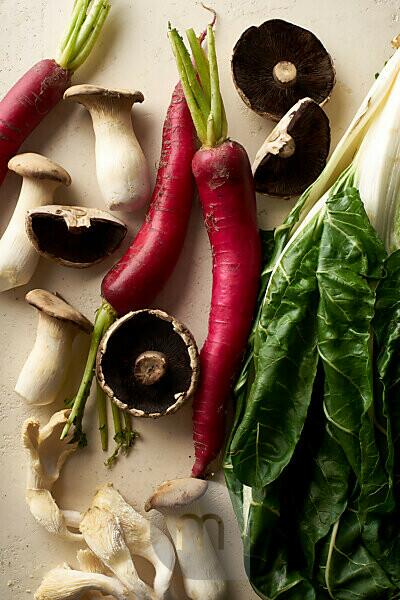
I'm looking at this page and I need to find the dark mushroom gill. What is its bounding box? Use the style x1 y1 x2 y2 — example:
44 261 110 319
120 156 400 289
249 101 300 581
30 214 126 265
232 19 335 120
255 101 331 196
101 312 194 414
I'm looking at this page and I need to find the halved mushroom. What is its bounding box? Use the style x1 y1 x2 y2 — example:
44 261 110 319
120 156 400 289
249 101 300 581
15 289 92 406
26 205 127 268
0 153 71 292
253 98 331 196
96 309 200 418
232 19 335 121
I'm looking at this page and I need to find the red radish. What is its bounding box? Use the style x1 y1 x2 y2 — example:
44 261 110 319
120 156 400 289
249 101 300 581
102 82 196 315
61 82 196 443
169 24 261 477
0 0 110 185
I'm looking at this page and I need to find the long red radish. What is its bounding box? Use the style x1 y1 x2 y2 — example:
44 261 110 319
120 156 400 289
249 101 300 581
102 82 196 315
169 24 261 478
0 0 110 185
61 82 196 444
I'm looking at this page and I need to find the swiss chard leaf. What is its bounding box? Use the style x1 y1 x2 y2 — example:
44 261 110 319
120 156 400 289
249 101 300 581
316 187 390 517
230 213 323 488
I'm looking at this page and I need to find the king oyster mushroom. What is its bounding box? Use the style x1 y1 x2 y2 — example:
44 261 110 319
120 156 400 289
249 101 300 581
97 309 199 418
15 289 92 406
232 19 335 121
26 205 127 268
253 98 331 196
145 478 227 600
64 85 151 212
0 153 71 292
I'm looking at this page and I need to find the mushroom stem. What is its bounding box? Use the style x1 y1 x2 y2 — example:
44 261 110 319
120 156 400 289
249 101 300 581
134 351 167 386
145 478 227 600
0 179 59 292
64 86 151 212
272 61 297 86
61 301 116 442
16 312 77 406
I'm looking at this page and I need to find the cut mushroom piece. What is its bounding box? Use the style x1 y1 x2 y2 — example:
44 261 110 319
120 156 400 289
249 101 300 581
15 289 92 406
91 484 175 599
97 309 200 418
232 19 335 121
0 153 71 292
22 410 82 541
34 563 129 600
80 506 156 600
26 205 127 268
64 85 151 212
145 478 227 600
253 98 331 196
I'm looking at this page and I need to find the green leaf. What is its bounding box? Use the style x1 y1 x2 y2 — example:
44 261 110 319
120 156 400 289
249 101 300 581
230 213 323 488
316 187 390 517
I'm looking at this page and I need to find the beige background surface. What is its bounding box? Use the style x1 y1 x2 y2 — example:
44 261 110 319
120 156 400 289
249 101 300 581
0 0 399 598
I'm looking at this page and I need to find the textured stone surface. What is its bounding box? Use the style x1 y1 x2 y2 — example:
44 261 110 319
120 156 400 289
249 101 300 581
0 1 399 598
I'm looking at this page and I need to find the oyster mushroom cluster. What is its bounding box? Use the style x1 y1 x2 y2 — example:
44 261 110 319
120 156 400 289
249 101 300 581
232 19 335 196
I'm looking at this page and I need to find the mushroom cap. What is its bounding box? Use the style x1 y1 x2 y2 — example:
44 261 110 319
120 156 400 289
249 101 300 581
253 98 331 197
145 478 208 512
26 205 127 269
8 153 71 186
64 84 144 105
96 309 200 418
232 19 335 121
26 289 92 334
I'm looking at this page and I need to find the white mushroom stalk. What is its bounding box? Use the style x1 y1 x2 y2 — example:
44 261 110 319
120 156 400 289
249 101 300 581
80 505 157 600
22 410 82 541
91 484 175 599
0 153 71 292
15 289 92 406
145 478 227 600
64 85 151 212
34 563 129 600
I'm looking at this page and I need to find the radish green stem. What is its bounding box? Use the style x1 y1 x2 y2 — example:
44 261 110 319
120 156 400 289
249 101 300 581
168 28 207 144
207 25 223 144
174 32 209 118
61 301 116 443
169 22 227 147
105 404 138 467
56 0 111 72
186 28 211 101
96 383 108 451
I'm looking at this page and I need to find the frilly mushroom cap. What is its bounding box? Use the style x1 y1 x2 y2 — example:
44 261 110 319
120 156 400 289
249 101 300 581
145 478 208 511
253 98 331 196
232 19 335 121
8 153 71 185
64 84 145 106
97 309 200 418
26 289 93 334
26 205 127 268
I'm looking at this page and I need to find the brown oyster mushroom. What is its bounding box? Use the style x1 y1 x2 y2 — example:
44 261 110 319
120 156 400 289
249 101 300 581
96 309 200 418
253 98 331 196
232 19 335 121
26 205 127 268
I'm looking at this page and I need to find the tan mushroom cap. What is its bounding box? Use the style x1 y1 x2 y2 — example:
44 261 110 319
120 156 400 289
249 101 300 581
145 478 208 512
64 84 144 105
8 153 71 186
26 289 92 334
